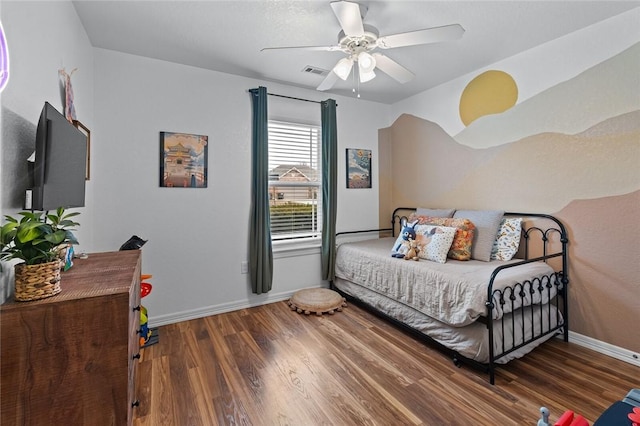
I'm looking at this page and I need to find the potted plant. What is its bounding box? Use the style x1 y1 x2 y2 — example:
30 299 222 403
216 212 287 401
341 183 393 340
1 207 80 301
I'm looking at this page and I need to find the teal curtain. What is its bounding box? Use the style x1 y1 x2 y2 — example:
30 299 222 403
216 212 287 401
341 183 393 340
249 86 273 294
321 99 337 281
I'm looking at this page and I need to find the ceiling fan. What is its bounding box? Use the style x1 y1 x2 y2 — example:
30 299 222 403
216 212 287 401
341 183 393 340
261 1 465 91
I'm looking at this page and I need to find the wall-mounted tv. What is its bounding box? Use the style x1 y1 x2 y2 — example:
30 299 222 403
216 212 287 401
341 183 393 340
31 102 87 211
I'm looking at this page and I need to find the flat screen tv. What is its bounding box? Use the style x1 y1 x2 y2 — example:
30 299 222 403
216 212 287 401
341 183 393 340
31 102 87 211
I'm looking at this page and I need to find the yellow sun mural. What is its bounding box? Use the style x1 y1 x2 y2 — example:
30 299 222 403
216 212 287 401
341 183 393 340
459 70 518 126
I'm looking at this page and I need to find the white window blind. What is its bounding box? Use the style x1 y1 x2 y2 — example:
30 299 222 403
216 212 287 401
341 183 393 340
268 121 321 241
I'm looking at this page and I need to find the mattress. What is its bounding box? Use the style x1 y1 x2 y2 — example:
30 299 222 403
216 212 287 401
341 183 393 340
334 277 562 364
335 237 559 327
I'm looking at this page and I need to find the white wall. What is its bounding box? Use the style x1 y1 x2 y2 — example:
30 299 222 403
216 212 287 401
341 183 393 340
92 48 391 325
0 0 94 302
0 0 391 319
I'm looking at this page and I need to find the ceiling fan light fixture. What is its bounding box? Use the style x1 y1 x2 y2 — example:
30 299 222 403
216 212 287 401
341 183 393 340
333 57 353 80
357 51 376 73
357 51 376 83
359 67 376 83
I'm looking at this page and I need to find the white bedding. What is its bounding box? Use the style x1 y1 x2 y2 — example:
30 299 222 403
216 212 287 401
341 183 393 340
335 237 559 327
334 277 562 364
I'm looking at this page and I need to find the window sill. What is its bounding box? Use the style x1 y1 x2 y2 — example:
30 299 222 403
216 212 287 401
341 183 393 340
272 238 321 259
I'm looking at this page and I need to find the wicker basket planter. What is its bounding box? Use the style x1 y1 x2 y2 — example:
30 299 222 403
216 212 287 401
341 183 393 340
14 260 62 302
2 208 80 301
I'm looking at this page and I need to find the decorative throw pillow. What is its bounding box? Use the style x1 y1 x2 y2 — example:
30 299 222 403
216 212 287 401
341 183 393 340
491 217 523 261
413 224 457 264
453 210 504 262
410 215 475 261
415 207 456 218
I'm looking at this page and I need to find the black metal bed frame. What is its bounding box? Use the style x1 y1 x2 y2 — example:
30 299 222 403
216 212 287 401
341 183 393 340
331 207 569 385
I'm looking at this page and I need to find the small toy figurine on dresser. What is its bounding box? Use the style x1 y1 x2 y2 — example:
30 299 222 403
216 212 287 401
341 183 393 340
138 275 153 347
138 274 159 347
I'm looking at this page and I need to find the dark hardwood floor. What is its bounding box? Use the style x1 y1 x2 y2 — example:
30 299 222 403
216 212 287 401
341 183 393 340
134 301 639 425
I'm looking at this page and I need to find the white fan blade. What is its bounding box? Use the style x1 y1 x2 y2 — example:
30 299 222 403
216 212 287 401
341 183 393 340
376 24 465 49
317 71 339 91
261 45 342 52
371 53 414 84
330 1 364 37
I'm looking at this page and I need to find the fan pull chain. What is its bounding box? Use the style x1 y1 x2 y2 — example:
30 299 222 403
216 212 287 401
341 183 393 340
354 64 360 98
352 66 356 96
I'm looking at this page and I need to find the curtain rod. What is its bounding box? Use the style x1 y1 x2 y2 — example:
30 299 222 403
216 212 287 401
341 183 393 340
267 92 338 107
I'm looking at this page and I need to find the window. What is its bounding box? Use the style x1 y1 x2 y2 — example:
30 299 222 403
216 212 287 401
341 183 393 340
268 120 321 241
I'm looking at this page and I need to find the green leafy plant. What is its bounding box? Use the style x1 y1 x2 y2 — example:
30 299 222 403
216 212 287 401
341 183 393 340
0 207 80 267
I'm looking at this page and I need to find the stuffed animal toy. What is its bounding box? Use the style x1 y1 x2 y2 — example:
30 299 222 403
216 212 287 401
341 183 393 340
403 238 421 261
392 222 417 258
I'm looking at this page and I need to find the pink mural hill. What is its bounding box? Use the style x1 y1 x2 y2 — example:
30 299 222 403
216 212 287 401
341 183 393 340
385 113 506 206
385 111 640 215
555 190 640 353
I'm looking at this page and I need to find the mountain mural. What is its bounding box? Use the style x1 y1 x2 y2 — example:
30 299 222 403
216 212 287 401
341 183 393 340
454 42 640 149
381 39 640 353
387 111 640 214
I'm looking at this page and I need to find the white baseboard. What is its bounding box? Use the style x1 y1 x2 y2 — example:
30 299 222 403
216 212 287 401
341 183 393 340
568 331 640 368
148 289 302 328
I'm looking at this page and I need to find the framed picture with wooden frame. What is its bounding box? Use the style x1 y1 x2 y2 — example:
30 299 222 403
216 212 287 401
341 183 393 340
72 120 90 180
346 148 372 189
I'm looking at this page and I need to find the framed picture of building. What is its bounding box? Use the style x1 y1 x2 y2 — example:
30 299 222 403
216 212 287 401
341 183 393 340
160 132 208 188
346 148 371 189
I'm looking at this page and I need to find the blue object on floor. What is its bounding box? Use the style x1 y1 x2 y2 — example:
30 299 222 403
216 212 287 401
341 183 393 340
593 389 639 425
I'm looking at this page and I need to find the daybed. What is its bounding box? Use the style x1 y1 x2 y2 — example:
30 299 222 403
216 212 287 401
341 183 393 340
331 207 569 384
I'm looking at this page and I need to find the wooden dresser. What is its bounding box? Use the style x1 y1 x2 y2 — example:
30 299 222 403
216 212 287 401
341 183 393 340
1 250 142 425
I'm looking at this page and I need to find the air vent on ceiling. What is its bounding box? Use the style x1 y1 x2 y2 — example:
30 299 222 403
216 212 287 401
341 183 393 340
302 65 329 76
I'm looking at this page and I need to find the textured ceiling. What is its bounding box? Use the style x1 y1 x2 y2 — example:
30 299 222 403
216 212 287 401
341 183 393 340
73 1 639 104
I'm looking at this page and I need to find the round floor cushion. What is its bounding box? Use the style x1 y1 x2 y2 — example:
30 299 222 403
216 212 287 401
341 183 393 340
288 288 347 316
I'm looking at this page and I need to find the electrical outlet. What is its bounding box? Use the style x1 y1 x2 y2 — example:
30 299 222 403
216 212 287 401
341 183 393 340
240 261 249 274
